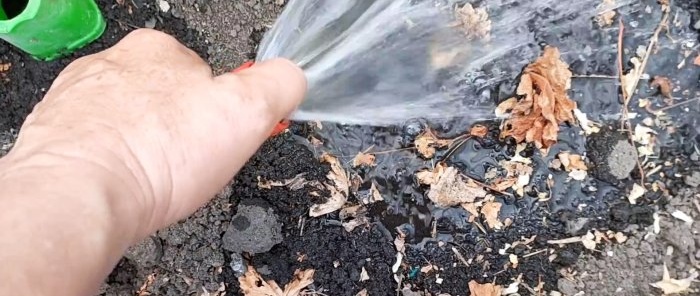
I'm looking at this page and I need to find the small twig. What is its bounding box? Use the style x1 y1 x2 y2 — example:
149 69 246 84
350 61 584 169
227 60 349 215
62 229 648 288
693 196 700 215
547 237 583 245
473 221 488 235
522 248 548 258
647 97 700 114
451 247 470 267
645 164 664 177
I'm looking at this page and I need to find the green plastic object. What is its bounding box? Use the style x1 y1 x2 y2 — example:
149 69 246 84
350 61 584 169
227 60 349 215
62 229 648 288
0 0 106 61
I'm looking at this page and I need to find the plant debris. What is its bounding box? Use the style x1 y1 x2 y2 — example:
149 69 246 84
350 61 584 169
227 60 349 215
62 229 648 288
481 200 503 229
650 76 673 99
137 273 156 296
487 156 533 196
414 128 451 158
633 125 657 156
454 3 491 41
670 210 693 226
556 152 588 181
339 205 369 232
239 267 314 296
499 46 577 151
469 124 489 138
650 263 698 295
468 280 502 296
309 154 349 217
596 0 617 27
258 173 309 190
359 267 370 282
0 63 10 72
416 163 488 207
352 151 376 168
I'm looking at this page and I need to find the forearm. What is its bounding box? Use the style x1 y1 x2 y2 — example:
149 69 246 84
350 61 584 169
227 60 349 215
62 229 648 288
0 151 143 295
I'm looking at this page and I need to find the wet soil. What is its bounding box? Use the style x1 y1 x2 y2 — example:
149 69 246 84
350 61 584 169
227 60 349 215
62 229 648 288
1 0 699 295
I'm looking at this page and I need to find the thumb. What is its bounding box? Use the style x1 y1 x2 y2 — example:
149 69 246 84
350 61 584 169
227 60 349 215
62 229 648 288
215 58 307 121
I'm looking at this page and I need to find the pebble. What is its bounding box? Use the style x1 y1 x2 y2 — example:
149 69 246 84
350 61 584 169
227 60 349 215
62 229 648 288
683 171 700 187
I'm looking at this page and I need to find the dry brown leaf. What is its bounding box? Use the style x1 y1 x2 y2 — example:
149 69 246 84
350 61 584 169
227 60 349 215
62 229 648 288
0 63 10 72
455 4 491 41
308 136 323 147
694 54 700 66
651 76 673 99
417 163 488 207
355 289 368 296
500 47 577 150
469 124 489 138
368 182 384 204
595 0 617 27
489 160 533 196
309 154 349 217
468 280 503 296
462 202 481 222
557 152 588 171
137 273 156 296
339 205 369 232
415 128 451 158
481 201 503 229
495 97 518 118
258 174 308 190
352 152 376 168
239 267 314 296
650 263 699 295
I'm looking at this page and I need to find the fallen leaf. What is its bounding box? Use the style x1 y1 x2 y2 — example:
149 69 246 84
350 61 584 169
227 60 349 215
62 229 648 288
417 163 488 207
359 267 370 282
490 159 533 196
628 183 646 205
573 108 600 135
310 154 349 217
394 231 406 253
650 263 698 295
495 97 518 118
596 0 617 27
415 128 451 158
366 182 384 204
470 124 489 138
339 205 369 232
352 151 376 168
421 264 437 273
462 202 481 222
500 47 577 151
468 280 502 296
651 76 673 99
455 4 491 41
258 173 308 190
557 152 588 171
581 231 597 250
481 201 503 229
613 232 628 243
634 125 657 156
694 54 700 66
621 57 642 99
308 136 323 147
239 267 315 296
355 289 368 296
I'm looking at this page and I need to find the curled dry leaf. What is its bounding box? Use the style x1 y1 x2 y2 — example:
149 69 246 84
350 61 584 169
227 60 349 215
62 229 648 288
309 154 349 217
355 289 368 296
455 3 491 41
595 0 617 27
650 263 699 295
415 128 451 158
634 125 657 156
481 201 503 229
239 267 315 296
488 159 533 196
621 57 642 99
495 97 518 118
339 205 369 232
650 76 673 99
500 46 577 150
258 173 308 190
468 280 503 296
417 163 488 207
352 151 376 168
469 124 489 138
557 152 588 171
574 108 601 135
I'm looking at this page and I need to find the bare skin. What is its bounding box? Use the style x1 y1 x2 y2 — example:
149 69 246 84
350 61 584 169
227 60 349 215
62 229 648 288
0 29 306 295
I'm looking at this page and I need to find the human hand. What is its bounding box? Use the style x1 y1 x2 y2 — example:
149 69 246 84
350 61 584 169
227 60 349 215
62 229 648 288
4 29 306 242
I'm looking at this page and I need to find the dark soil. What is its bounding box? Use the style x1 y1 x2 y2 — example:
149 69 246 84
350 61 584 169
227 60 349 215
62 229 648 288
0 0 208 131
2 1 700 296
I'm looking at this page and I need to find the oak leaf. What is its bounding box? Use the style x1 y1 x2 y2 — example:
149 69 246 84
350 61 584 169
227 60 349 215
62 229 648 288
500 47 577 150
468 280 503 296
239 267 314 296
414 128 451 158
416 163 487 207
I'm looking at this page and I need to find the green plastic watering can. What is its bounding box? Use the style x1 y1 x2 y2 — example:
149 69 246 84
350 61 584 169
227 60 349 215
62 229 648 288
0 0 106 61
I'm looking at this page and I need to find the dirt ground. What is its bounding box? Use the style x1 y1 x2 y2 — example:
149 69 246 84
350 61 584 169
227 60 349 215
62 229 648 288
1 0 699 296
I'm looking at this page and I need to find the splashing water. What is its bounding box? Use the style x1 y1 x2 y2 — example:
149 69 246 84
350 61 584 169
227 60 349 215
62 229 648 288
256 0 622 125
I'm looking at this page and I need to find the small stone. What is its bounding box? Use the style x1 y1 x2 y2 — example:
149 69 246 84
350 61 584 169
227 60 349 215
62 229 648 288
695 20 700 30
557 278 579 296
229 253 246 277
222 199 283 254
683 171 700 187
587 128 638 183
565 218 590 235
124 236 162 268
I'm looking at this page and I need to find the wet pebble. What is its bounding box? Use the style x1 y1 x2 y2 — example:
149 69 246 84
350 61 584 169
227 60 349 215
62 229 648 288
222 200 283 254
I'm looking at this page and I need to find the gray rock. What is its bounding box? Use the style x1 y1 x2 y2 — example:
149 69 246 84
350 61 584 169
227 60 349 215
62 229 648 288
222 200 283 254
587 128 638 183
124 236 162 267
557 278 580 296
683 171 700 187
229 252 246 277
